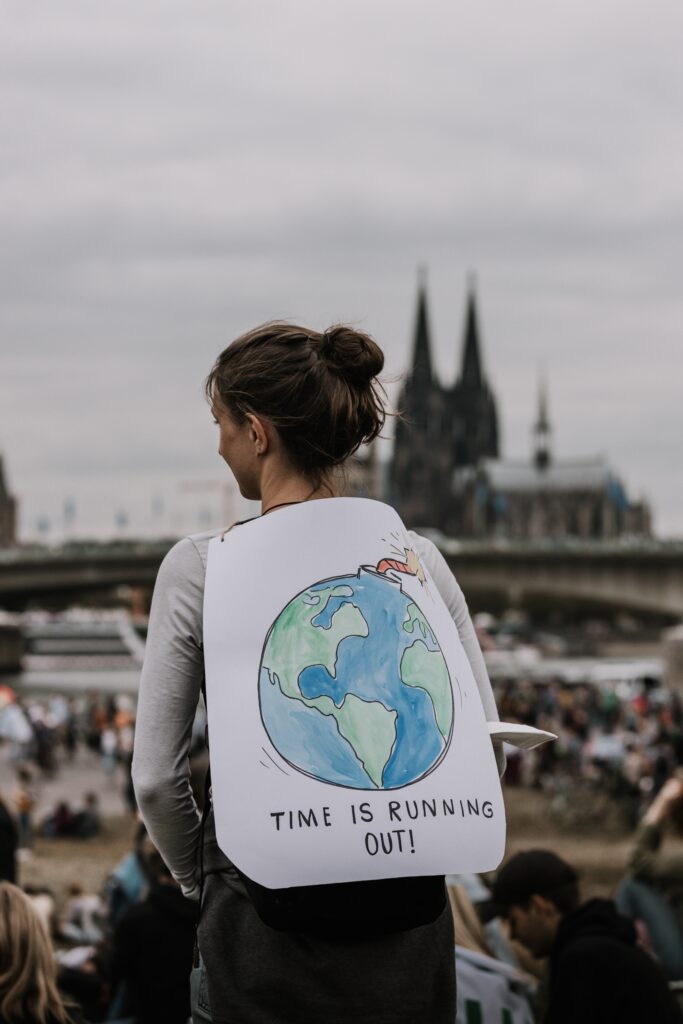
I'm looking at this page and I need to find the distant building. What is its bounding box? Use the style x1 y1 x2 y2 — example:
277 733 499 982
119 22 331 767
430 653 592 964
0 454 17 547
454 378 651 540
390 276 651 540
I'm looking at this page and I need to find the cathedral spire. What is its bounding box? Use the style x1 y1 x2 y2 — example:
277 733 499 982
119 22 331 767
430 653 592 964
410 266 433 387
533 373 552 471
450 276 499 468
460 275 484 389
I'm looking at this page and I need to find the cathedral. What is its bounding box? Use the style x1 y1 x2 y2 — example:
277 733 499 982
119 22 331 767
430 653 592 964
390 279 651 540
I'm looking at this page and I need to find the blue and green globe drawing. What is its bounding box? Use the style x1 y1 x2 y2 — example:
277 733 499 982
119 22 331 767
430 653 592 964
259 566 454 790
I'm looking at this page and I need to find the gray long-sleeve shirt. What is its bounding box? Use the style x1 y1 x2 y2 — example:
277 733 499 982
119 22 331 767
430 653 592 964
132 528 503 898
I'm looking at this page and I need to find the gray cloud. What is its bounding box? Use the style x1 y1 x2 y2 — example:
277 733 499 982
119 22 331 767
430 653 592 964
1 0 682 537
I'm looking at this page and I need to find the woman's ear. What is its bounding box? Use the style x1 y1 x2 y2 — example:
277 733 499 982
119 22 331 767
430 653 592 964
245 413 269 456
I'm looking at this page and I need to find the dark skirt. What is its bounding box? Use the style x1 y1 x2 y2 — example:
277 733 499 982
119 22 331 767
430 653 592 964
197 830 455 1024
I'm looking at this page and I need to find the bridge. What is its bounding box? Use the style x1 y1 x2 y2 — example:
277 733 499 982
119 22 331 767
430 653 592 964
2 536 683 621
0 541 174 608
429 535 683 621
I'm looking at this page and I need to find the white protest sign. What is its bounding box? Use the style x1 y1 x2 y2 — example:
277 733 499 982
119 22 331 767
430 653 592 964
203 497 506 888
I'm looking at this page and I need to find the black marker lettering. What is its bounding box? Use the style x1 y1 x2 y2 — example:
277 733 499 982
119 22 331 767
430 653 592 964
365 832 379 855
359 802 374 823
297 809 318 828
388 800 401 822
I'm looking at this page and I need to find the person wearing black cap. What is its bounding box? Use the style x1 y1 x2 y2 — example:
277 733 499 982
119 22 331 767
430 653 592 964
491 849 682 1023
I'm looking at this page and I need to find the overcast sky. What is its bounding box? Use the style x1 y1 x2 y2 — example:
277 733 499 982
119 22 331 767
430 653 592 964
1 0 681 540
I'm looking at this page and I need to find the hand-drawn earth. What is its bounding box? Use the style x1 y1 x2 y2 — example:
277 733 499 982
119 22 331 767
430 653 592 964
259 567 454 789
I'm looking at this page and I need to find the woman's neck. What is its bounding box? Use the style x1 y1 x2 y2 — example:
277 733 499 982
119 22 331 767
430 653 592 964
259 470 341 516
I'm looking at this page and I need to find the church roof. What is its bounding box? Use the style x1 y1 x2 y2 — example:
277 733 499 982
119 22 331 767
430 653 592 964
470 457 619 494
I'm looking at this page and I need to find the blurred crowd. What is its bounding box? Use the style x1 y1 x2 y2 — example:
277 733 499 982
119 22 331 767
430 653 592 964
1 692 208 848
494 676 683 828
3 786 683 1022
3 682 683 1021
3 693 137 789
0 691 209 1023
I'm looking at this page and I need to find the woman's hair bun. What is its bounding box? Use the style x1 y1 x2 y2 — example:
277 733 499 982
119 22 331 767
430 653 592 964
207 320 387 487
320 325 384 387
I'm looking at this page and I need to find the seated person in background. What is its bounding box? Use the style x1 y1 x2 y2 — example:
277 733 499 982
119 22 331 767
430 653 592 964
618 773 683 978
59 883 105 944
108 846 198 1024
104 820 150 926
42 801 76 838
72 792 101 839
491 849 682 1024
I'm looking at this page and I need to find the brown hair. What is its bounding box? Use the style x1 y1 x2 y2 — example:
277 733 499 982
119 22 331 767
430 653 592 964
447 885 494 957
0 883 75 1024
205 322 386 486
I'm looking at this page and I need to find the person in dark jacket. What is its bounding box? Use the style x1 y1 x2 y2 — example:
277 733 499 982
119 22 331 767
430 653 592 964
491 849 682 1024
0 794 18 882
109 847 198 1024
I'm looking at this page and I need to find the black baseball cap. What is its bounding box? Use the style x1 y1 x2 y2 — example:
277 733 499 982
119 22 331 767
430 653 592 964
490 850 579 917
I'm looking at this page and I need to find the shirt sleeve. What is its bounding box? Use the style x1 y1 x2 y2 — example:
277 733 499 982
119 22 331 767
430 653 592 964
132 537 206 898
410 533 506 777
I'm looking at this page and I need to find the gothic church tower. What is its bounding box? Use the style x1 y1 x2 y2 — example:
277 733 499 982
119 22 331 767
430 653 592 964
391 274 499 533
390 275 448 528
449 282 499 471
